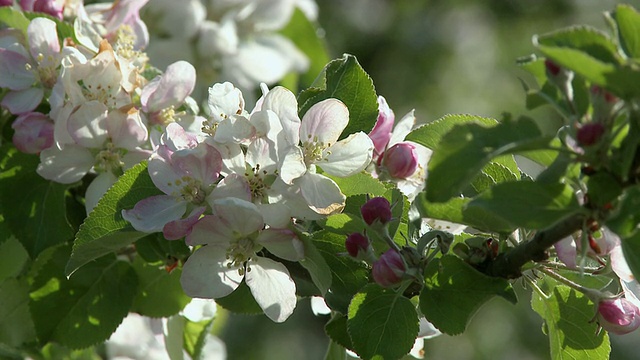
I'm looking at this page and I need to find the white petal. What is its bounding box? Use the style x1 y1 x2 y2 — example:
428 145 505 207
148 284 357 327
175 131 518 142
213 115 255 144
0 49 36 90
298 172 345 215
186 214 234 247
279 146 307 184
258 228 304 262
85 172 118 215
310 296 331 316
262 86 300 145
212 198 264 235
108 108 148 149
145 61 196 112
245 257 297 323
181 298 217 322
321 132 374 177
36 145 94 183
67 101 109 148
207 82 245 121
27 17 60 60
181 245 243 299
256 203 291 229
389 110 416 147
206 173 251 205
121 195 187 233
301 99 349 145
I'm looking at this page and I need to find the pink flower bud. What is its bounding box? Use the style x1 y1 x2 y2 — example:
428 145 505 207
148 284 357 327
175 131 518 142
590 85 617 104
382 142 419 178
11 112 54 154
576 123 606 147
33 0 63 19
368 96 395 158
361 197 392 225
0 0 13 7
345 232 370 258
372 249 406 287
597 298 640 335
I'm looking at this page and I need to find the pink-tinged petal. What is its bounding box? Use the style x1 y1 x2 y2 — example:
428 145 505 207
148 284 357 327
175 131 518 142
279 146 306 184
27 17 60 60
139 76 160 111
122 148 153 169
246 136 278 173
162 123 198 151
262 86 299 145
143 61 195 113
369 96 395 157
206 173 251 206
212 197 265 235
121 195 187 233
0 49 36 90
67 101 109 148
107 107 148 149
301 99 349 145
171 143 222 185
163 206 205 240
389 110 416 147
11 112 54 153
36 144 94 183
186 214 234 247
181 245 243 299
298 172 345 215
258 229 304 262
612 243 634 282
213 115 255 144
148 148 182 195
245 257 297 323
554 236 577 269
103 0 149 34
85 172 118 214
1 87 43 115
321 132 373 177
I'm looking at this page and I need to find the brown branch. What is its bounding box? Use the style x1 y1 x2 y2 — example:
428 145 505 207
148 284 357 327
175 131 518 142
483 212 587 279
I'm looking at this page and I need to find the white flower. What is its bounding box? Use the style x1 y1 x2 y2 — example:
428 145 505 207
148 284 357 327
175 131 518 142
181 197 304 322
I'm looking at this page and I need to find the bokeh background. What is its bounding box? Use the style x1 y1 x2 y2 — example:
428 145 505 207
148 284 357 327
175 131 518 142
216 1 640 359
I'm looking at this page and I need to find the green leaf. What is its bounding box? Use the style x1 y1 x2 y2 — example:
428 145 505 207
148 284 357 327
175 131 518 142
535 26 620 64
466 181 582 230
325 172 387 197
312 231 370 314
279 8 330 88
215 280 263 315
414 194 514 233
405 114 498 150
0 7 30 35
419 255 517 335
531 285 610 359
325 313 353 352
65 162 163 276
424 116 551 202
0 145 75 258
134 233 192 264
298 54 378 138
131 257 190 318
184 318 215 360
30 245 138 349
347 284 418 360
586 172 622 208
613 4 640 59
467 161 519 196
299 233 333 295
0 278 36 347
0 237 29 284
320 213 367 235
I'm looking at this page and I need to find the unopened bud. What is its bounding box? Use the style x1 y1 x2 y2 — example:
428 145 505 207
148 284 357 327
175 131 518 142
597 298 640 335
345 233 370 259
11 112 54 154
544 59 561 77
576 122 606 147
382 142 419 179
361 197 392 225
33 0 64 19
372 249 406 287
590 85 618 122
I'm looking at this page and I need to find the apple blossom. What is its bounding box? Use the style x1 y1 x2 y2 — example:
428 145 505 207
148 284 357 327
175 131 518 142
11 112 54 154
596 298 640 335
181 197 304 322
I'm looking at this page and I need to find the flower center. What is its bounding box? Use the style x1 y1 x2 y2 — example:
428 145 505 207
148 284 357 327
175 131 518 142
302 137 331 165
151 106 182 126
94 143 124 173
201 119 219 137
113 25 148 65
172 176 206 204
35 53 58 88
226 233 262 275
80 80 117 108
245 163 276 201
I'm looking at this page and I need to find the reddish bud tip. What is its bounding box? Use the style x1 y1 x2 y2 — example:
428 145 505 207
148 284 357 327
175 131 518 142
544 59 561 76
576 122 606 147
361 197 392 225
345 233 370 258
